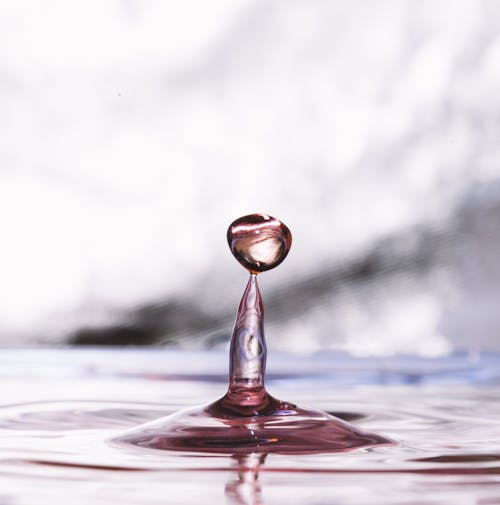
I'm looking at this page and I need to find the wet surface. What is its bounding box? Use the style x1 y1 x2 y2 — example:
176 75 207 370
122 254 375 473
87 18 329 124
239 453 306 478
0 349 499 504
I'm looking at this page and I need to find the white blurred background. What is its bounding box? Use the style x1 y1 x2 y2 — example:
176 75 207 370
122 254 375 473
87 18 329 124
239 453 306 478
1 0 500 355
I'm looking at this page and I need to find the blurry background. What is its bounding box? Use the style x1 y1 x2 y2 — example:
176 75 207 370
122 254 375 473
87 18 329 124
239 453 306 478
0 0 499 355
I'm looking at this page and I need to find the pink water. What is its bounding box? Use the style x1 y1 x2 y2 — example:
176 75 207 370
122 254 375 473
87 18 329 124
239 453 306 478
116 274 390 454
0 349 499 504
115 212 390 455
2 216 499 503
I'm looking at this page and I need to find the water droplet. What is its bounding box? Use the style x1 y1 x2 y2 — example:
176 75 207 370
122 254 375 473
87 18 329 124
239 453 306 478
227 213 292 273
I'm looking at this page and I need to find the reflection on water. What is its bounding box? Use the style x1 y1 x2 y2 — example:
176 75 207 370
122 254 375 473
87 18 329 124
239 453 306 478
0 350 499 504
225 454 266 505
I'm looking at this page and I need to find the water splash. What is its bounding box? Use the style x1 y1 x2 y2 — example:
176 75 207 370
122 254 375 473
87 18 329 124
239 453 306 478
114 214 392 453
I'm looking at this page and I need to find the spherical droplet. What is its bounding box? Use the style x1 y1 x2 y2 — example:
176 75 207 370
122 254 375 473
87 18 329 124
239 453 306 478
227 214 292 273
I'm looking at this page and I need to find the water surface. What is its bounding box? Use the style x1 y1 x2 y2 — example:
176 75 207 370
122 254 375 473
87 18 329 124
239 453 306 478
0 349 499 504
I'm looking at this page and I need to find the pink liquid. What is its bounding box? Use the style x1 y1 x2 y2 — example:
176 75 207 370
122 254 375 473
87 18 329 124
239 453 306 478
116 214 392 454
227 213 292 273
0 349 499 505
